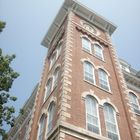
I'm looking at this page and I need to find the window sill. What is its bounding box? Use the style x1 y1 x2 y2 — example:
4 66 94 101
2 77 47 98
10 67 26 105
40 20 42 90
82 48 92 55
84 79 112 94
84 79 96 86
82 49 105 63
42 85 57 106
93 54 105 63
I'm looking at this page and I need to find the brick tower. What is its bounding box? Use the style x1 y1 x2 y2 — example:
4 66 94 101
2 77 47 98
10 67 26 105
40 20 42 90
25 0 140 140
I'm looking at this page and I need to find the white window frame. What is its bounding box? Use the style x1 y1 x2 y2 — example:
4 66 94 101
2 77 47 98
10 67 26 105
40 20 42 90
44 78 52 100
85 95 101 134
50 52 57 69
82 37 92 53
57 42 62 58
53 67 60 89
129 92 140 114
104 103 120 140
98 69 110 91
120 64 130 73
84 61 95 84
94 44 104 60
47 103 55 133
38 114 46 140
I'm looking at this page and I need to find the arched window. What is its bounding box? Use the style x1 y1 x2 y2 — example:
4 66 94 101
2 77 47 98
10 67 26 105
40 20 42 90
84 61 95 84
85 95 100 134
50 52 57 69
47 102 55 133
57 42 62 57
53 67 60 88
104 103 119 140
82 37 91 53
129 92 140 114
98 69 110 91
38 114 46 140
94 44 103 60
45 78 52 99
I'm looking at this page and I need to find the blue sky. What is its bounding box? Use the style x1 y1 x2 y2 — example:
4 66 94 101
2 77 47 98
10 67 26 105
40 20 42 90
0 0 140 131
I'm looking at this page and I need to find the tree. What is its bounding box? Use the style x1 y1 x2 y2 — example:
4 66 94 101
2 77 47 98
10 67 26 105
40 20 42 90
0 23 19 138
0 21 6 32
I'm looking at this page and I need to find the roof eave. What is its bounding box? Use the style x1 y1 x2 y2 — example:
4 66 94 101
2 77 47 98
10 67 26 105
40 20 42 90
42 0 117 48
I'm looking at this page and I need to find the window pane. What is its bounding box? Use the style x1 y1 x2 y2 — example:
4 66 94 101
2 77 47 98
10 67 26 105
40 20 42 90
53 68 60 88
38 115 45 140
129 93 140 114
86 96 99 134
99 69 109 91
46 79 52 99
104 104 119 140
94 44 103 59
82 38 91 52
84 62 94 83
48 103 55 133
108 132 119 140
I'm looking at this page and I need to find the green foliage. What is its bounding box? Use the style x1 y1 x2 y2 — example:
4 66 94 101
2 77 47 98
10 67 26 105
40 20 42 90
0 21 6 32
19 108 24 115
0 48 19 138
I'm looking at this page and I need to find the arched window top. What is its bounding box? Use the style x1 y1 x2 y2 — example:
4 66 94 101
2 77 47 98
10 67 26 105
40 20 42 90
46 77 53 85
86 95 98 103
101 100 119 113
82 91 101 104
129 92 138 102
80 34 91 41
98 67 110 76
93 43 104 50
54 66 60 73
129 91 139 99
83 23 96 34
99 69 107 76
81 58 96 68
39 114 46 121
84 61 93 67
48 101 55 112
104 103 115 112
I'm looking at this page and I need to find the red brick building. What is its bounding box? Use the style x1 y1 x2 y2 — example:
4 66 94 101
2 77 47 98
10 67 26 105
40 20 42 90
8 0 140 140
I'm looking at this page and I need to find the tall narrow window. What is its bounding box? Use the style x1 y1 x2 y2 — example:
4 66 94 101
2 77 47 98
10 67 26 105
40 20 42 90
57 42 62 57
53 67 60 88
47 102 55 133
85 96 99 134
82 37 91 53
104 103 119 140
94 44 103 60
84 61 95 84
38 114 46 140
50 52 57 69
98 69 110 91
129 92 140 114
45 78 52 99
